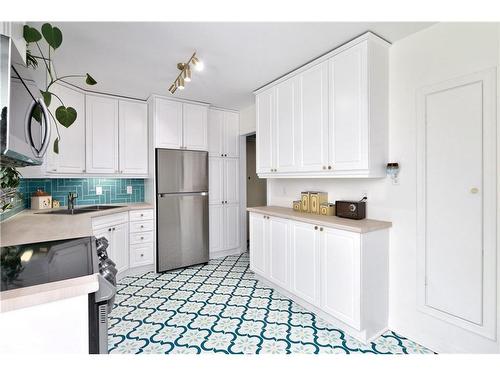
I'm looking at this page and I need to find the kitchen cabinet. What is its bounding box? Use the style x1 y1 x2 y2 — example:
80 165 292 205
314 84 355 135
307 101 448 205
209 157 224 204
151 96 208 151
224 158 239 204
183 103 208 151
254 32 388 178
209 203 240 255
46 83 86 174
248 210 389 343
86 94 119 174
208 109 240 157
129 209 154 268
119 100 148 174
93 220 129 274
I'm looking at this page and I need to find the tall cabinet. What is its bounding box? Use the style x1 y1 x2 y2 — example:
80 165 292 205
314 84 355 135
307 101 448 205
208 108 241 258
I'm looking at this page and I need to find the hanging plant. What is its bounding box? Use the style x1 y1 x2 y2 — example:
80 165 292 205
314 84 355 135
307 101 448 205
23 23 98 154
0 167 22 212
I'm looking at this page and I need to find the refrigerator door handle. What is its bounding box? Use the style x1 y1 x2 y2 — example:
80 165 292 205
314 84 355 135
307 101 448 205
158 192 208 198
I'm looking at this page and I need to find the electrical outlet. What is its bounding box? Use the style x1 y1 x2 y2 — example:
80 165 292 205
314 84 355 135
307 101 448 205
96 186 102 196
127 186 133 195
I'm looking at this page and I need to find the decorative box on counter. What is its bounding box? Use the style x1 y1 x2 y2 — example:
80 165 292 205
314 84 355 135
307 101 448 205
292 201 301 212
31 189 52 210
309 192 328 214
300 192 310 212
320 203 336 216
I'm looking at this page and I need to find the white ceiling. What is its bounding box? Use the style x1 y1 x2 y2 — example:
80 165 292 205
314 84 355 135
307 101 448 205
31 22 434 110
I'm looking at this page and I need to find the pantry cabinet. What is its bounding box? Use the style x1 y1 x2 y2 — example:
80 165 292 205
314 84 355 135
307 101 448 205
254 32 389 178
209 203 240 255
208 109 240 157
249 210 389 343
151 96 208 151
118 100 148 174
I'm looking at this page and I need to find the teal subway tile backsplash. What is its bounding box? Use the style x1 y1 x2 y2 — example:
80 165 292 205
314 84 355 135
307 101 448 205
0 178 145 222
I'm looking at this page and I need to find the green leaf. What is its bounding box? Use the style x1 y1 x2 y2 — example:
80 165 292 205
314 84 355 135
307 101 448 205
53 138 59 154
23 25 42 43
31 105 42 123
41 23 63 50
55 106 77 128
85 73 97 85
41 91 51 107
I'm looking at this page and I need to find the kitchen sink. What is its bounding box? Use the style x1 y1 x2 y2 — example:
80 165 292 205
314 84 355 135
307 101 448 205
36 205 124 215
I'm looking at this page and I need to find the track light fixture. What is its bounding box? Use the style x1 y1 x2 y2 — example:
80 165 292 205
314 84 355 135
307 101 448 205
169 52 203 94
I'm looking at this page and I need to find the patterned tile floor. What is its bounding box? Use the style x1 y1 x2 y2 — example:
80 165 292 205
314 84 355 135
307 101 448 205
108 252 434 354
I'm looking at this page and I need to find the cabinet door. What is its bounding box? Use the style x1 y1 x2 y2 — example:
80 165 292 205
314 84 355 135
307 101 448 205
119 100 148 174
297 62 329 172
268 216 289 289
329 42 368 171
85 95 119 173
46 84 86 174
321 227 361 329
209 204 224 254
249 213 267 276
290 221 320 306
224 111 240 157
224 158 239 204
223 203 240 251
208 109 224 156
275 78 299 173
112 222 129 274
155 98 182 149
209 157 224 204
256 89 275 174
183 103 208 150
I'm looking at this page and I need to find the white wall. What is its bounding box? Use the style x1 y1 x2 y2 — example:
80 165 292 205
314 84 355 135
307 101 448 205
239 104 256 135
267 23 500 353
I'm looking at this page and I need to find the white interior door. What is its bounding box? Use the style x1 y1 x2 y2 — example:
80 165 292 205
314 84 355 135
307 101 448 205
328 42 368 171
417 68 497 341
183 103 208 151
155 98 182 149
85 94 119 174
118 100 148 175
297 62 329 172
290 221 320 306
256 89 274 174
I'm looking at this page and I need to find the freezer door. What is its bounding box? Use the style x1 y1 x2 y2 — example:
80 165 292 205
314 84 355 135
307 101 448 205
156 149 208 193
157 192 209 272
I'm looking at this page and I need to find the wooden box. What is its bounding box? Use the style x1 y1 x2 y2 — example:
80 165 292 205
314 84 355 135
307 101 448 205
310 192 328 214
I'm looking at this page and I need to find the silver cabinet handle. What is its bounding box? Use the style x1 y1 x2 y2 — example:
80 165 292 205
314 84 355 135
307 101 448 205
314 226 318 230
140 236 144 240
140 253 144 257
108 228 112 232
328 166 332 170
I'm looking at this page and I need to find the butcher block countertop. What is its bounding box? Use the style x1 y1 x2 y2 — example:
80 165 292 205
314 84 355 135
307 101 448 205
0 203 153 248
247 206 392 233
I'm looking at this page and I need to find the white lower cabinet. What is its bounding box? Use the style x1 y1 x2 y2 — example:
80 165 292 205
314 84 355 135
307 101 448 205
209 203 240 256
92 209 154 277
249 211 389 343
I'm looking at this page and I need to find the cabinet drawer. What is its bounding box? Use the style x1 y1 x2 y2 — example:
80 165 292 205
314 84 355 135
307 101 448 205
130 231 154 245
129 220 154 233
130 243 154 267
92 212 129 230
129 209 153 222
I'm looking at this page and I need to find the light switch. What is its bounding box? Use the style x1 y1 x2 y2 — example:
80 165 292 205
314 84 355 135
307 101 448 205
127 186 133 194
96 186 103 195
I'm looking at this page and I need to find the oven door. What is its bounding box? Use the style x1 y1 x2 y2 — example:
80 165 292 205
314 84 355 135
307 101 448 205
0 35 51 167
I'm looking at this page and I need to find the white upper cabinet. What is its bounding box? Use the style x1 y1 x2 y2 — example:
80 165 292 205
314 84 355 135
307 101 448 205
256 89 275 174
154 97 183 149
118 100 148 175
224 111 240 157
183 103 208 150
208 109 240 157
46 84 86 174
86 94 119 174
329 42 368 171
254 32 389 178
151 96 208 151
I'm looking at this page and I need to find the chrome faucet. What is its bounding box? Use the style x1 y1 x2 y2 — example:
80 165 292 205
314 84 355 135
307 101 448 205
68 192 78 210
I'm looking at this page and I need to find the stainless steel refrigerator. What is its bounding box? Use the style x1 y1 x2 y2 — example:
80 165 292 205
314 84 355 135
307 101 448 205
156 149 209 272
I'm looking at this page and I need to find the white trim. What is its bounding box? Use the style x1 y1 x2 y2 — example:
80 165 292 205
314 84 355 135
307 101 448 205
253 32 390 95
147 93 210 107
210 247 243 260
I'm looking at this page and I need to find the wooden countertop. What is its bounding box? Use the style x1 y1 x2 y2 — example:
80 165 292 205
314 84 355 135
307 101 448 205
0 203 153 247
247 206 392 233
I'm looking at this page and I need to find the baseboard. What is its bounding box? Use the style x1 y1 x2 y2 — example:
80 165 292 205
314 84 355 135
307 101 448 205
117 264 155 280
210 247 243 259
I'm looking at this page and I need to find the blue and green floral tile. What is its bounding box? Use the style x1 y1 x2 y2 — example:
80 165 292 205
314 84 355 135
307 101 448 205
108 252 434 355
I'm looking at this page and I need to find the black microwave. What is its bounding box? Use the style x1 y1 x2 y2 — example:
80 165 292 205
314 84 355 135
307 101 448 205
0 35 51 167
